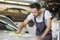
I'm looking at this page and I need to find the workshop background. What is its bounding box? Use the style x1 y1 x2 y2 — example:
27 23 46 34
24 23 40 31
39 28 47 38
0 0 60 40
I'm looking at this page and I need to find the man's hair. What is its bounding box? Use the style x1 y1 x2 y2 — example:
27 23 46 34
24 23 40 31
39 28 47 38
30 3 41 10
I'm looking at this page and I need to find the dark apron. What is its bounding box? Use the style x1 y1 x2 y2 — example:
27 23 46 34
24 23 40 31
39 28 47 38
34 10 52 40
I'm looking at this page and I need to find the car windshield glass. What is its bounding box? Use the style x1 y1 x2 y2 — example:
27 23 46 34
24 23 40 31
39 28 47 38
0 15 17 31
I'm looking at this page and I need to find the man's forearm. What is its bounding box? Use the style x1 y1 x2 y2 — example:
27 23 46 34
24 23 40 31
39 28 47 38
18 22 26 31
42 18 52 38
42 25 51 37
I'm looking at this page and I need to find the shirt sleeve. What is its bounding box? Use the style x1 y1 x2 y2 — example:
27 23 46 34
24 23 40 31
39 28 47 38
45 10 52 20
26 13 33 20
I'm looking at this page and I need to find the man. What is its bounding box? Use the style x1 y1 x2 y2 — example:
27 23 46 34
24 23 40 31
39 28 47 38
16 3 52 40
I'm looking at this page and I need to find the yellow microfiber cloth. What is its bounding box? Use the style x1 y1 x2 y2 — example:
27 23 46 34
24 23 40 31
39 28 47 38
10 32 22 37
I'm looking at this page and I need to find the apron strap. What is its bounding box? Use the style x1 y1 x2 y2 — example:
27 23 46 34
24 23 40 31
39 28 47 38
43 10 45 23
34 17 36 23
34 10 46 23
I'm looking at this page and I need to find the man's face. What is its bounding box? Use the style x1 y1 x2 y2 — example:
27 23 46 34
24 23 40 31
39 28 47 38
31 8 40 17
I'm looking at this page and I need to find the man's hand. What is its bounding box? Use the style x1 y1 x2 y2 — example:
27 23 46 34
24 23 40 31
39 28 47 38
16 29 21 34
37 36 44 40
40 35 45 40
16 18 30 34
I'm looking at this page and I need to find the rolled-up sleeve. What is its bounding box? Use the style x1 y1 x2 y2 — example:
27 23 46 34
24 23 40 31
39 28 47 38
45 10 52 20
26 13 33 20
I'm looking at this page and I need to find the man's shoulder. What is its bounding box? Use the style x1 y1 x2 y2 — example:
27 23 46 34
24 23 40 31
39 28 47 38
29 13 33 16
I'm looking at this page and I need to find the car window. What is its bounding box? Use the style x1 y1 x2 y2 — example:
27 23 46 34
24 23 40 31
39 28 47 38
4 9 20 13
3 8 29 14
21 10 29 14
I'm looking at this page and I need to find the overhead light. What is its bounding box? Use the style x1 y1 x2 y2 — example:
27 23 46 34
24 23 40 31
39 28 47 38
18 2 30 5
0 0 4 1
0 0 5 2
2 0 30 5
5 1 18 4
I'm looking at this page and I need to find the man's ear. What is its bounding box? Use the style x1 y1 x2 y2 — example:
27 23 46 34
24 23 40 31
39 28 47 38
39 9 42 14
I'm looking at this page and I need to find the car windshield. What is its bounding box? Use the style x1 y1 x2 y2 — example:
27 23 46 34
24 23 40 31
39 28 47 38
0 15 17 31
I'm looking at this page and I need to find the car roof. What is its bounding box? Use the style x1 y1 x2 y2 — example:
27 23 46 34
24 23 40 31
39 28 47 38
6 8 27 11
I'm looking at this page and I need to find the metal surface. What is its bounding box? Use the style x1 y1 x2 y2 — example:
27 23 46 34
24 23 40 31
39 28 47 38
0 30 36 40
